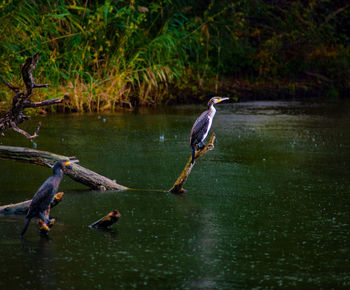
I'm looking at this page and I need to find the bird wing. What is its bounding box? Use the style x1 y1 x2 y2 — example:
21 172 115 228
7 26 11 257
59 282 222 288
28 178 54 216
190 111 210 147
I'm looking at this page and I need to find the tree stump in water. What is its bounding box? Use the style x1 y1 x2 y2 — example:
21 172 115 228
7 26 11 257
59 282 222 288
89 210 121 229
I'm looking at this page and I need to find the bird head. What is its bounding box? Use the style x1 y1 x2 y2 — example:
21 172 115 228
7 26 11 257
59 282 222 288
208 96 229 107
53 159 79 172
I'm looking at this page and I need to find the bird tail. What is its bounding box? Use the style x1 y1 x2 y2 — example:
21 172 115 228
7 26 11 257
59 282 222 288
21 218 31 237
191 147 195 164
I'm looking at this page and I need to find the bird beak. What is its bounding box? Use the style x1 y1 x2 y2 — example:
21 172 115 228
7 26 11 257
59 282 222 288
217 97 229 103
64 159 79 169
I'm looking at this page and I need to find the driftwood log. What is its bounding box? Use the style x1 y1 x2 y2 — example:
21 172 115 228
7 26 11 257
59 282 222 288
169 133 216 194
0 192 64 216
0 146 128 191
89 210 121 229
0 134 215 193
0 52 67 140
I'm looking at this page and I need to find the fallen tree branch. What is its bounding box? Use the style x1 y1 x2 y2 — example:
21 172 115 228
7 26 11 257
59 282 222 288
0 145 128 191
23 95 68 108
169 133 216 194
11 121 41 140
0 52 68 140
89 210 121 229
0 192 64 216
3 80 19 93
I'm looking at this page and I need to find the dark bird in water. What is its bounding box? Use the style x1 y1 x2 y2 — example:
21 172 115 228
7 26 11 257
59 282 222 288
190 96 229 164
21 159 75 237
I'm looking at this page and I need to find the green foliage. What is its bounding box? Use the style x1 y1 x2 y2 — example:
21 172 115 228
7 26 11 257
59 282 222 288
1 0 349 111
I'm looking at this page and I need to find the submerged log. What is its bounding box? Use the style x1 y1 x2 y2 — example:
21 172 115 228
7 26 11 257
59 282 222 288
169 133 216 194
0 146 128 191
89 210 121 229
0 192 64 216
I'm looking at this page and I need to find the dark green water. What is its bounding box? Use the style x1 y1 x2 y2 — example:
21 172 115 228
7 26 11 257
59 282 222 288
0 100 350 289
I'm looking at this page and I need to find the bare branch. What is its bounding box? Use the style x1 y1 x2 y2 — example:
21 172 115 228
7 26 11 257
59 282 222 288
3 80 20 93
10 121 41 140
0 53 69 139
33 121 41 138
33 83 49 89
169 133 216 194
23 95 68 108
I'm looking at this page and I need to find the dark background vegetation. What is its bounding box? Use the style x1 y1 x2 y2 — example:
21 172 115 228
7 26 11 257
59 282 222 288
1 0 349 112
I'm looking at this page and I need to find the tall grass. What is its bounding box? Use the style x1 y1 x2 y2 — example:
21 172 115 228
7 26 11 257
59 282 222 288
1 0 349 112
0 0 200 111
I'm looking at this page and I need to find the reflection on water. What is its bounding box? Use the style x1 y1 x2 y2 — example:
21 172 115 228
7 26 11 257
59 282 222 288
1 100 350 288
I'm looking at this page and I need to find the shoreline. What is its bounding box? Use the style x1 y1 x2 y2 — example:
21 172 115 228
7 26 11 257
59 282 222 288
1 80 349 114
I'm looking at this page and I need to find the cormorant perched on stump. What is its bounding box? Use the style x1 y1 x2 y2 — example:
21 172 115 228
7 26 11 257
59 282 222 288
190 96 229 164
21 159 75 236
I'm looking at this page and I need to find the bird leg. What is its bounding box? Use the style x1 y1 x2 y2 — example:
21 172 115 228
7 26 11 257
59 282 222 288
192 141 207 163
39 211 51 225
197 141 206 150
38 208 56 235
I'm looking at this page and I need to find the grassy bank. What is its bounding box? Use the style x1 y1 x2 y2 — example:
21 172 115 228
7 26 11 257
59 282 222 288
1 1 349 112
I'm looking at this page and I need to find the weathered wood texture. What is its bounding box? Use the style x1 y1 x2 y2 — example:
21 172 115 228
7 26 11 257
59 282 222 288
169 133 216 194
89 210 121 229
0 146 128 191
0 192 64 215
0 52 67 139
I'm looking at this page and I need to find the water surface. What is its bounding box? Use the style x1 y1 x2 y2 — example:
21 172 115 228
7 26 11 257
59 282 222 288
0 100 350 288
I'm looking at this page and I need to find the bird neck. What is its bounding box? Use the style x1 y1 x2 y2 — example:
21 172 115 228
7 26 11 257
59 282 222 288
53 168 63 178
207 103 216 118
